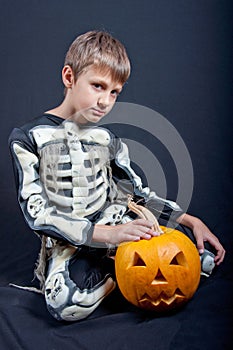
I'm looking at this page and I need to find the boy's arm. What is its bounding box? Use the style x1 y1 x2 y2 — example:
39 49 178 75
93 217 161 246
9 128 94 247
176 213 225 265
111 137 225 264
111 138 184 222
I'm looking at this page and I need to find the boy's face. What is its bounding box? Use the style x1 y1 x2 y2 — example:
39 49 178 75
66 65 123 123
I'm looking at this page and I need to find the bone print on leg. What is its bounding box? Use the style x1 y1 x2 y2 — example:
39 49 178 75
45 242 116 322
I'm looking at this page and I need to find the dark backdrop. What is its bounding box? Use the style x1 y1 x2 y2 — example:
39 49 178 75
0 1 232 347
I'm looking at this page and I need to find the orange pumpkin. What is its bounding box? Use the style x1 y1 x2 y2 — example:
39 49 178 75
115 226 201 312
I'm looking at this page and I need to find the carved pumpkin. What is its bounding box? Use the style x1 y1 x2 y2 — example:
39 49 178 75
115 226 201 312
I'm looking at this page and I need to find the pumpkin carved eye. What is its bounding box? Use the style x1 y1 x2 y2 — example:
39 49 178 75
169 251 188 267
131 252 146 267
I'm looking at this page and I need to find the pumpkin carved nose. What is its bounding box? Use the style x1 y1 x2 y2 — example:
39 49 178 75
152 269 167 284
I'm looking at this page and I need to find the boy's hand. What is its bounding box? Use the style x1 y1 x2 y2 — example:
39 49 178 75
93 219 161 246
177 213 225 265
192 219 225 265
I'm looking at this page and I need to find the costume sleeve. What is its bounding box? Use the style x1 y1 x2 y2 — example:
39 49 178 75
8 127 94 246
111 137 184 222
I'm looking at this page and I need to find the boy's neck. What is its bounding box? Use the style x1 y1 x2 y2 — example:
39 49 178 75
45 98 86 123
45 99 72 120
45 106 67 120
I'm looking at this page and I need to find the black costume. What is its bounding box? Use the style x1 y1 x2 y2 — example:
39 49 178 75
9 114 186 321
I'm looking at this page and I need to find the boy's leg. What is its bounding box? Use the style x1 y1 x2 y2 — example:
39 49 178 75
44 243 116 322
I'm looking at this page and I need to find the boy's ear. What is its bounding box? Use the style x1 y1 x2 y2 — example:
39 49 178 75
62 65 75 88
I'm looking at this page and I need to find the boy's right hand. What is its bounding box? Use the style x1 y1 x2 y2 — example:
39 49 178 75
93 219 161 246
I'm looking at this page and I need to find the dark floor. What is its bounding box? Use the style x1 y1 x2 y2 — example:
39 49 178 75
0 203 232 350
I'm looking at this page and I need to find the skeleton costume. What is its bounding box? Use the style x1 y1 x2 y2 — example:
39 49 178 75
9 114 184 321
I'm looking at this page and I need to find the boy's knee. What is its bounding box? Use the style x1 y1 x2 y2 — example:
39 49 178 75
46 299 100 322
44 271 115 321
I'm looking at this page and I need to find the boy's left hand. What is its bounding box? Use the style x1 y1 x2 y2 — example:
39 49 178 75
177 213 225 265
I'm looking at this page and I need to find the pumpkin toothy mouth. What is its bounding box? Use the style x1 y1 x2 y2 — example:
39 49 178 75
139 288 186 309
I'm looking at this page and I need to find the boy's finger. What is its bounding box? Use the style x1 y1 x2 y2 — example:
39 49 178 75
196 238 204 254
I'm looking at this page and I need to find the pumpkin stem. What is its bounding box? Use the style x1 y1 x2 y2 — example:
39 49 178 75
127 195 163 233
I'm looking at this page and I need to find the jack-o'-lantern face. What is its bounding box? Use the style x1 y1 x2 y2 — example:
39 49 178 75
115 227 201 312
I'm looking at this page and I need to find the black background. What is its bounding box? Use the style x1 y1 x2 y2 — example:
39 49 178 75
0 1 232 349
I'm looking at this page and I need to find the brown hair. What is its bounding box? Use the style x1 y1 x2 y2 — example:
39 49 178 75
64 30 131 86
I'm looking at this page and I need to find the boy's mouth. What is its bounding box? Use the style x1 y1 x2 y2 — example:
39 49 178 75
91 108 106 116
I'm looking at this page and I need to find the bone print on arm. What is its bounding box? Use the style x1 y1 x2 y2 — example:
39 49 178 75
9 127 94 246
111 137 184 221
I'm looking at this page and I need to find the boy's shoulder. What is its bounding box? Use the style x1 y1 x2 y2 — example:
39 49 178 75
20 114 64 132
10 114 64 134
9 114 121 151
9 114 64 141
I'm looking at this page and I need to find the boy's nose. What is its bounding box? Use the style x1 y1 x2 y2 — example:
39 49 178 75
97 93 111 108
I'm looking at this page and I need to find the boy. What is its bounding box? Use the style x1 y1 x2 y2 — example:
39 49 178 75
9 30 225 322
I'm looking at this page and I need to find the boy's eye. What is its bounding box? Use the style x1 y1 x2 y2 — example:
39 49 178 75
93 83 102 89
92 83 121 97
111 90 120 97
